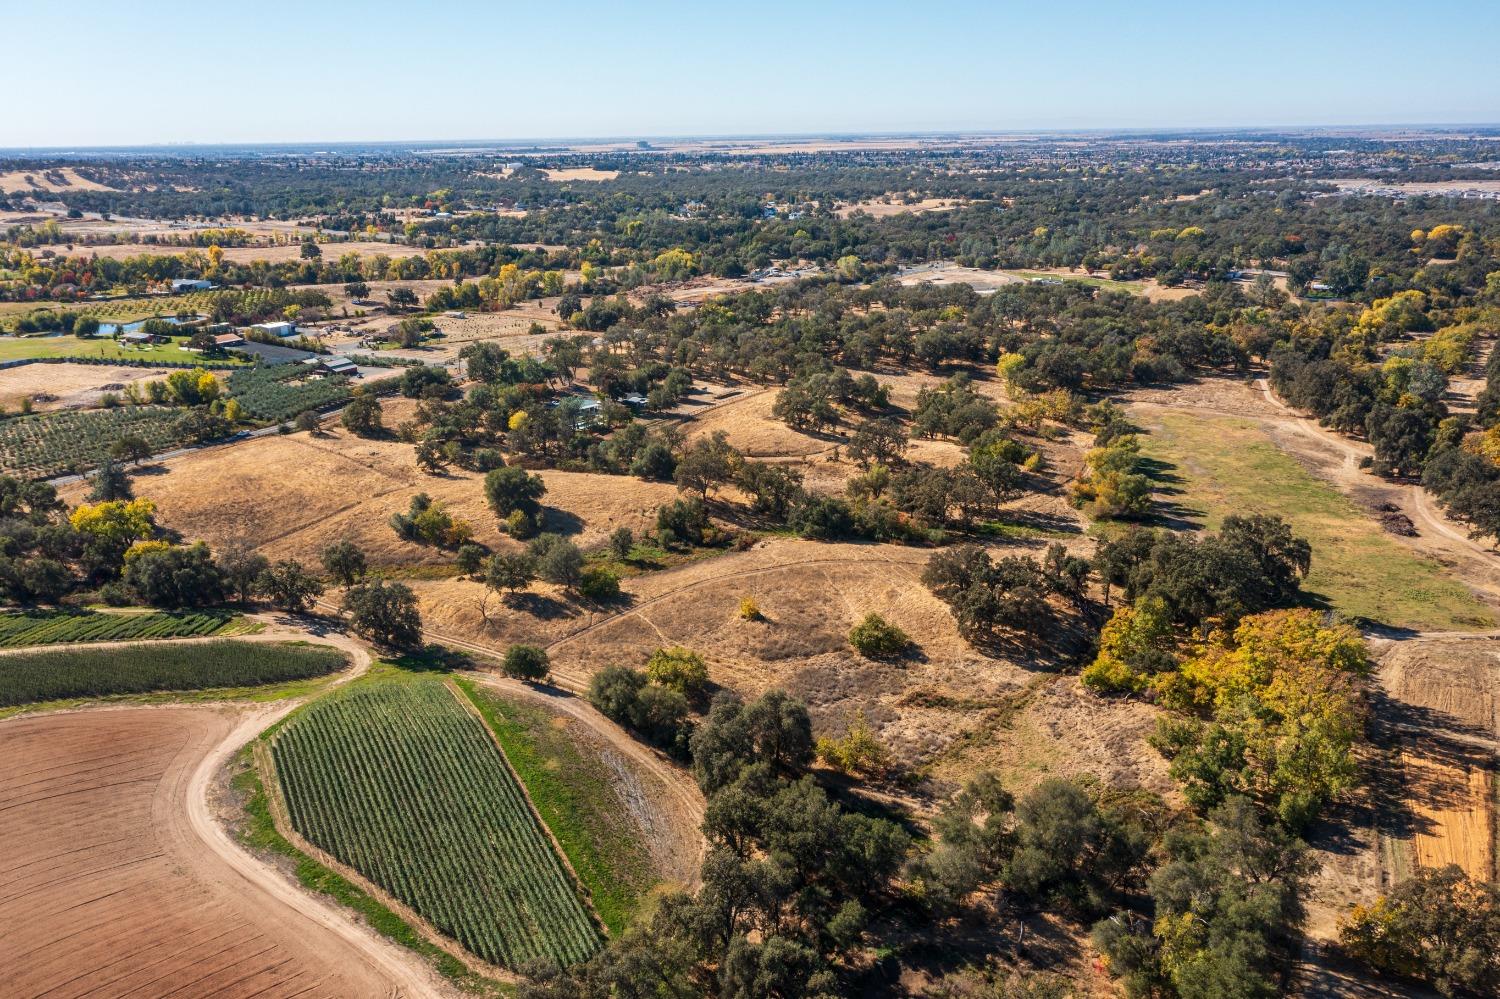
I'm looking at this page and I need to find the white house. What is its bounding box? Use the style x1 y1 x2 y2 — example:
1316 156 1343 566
253 321 298 338
171 278 213 293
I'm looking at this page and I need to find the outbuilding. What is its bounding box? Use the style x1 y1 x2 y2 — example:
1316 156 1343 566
318 356 358 377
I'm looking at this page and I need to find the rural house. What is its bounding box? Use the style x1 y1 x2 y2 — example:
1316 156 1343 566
121 330 165 345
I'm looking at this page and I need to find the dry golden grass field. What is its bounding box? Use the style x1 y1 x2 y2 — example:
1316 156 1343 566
0 167 115 193
0 362 173 412
835 196 964 218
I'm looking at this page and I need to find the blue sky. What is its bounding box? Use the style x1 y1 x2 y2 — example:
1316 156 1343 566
8 0 1498 147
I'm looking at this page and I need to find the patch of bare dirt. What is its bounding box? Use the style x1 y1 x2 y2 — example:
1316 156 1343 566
0 362 171 412
0 705 435 998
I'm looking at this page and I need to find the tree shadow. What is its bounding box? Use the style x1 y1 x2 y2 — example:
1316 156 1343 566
540 506 584 536
1136 456 1183 490
502 591 578 620
390 644 474 673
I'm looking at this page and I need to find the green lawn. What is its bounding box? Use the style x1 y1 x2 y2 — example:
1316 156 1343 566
1003 270 1144 294
1134 408 1495 632
0 334 228 364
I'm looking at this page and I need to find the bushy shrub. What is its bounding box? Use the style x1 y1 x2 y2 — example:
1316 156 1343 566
816 713 891 778
579 565 621 601
645 646 709 696
848 612 910 659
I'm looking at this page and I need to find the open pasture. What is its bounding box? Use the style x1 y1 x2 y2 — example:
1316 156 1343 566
0 360 173 412
1132 406 1495 632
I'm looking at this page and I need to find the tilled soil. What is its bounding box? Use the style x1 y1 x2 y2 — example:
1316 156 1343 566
0 705 424 998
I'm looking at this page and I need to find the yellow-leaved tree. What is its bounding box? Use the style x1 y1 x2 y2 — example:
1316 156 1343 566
1157 609 1369 829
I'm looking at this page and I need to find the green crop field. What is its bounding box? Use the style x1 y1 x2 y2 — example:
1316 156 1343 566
0 405 191 478
271 680 602 970
0 639 348 707
0 608 241 647
1135 408 1495 631
458 679 657 935
0 290 239 331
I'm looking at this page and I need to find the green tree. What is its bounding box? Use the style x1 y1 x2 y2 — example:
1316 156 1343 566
847 612 910 659
485 551 537 596
485 466 546 519
110 434 154 466
1340 865 1500 997
125 543 228 608
645 646 709 696
257 559 325 613
502 644 550 681
342 579 422 649
342 392 383 436
319 539 367 587
86 458 132 502
216 542 270 604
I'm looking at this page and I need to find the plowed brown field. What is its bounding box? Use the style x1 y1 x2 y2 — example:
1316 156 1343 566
0 707 412 998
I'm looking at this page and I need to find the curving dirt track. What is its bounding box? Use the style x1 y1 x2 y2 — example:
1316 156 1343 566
0 630 447 999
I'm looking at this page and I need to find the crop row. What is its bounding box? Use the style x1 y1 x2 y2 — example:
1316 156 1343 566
227 364 353 422
0 639 347 707
271 681 602 969
3 289 288 331
0 609 235 647
0 405 190 479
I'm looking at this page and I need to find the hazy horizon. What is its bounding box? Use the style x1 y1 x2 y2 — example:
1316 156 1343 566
8 0 1497 148
7 122 1500 158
